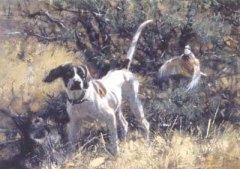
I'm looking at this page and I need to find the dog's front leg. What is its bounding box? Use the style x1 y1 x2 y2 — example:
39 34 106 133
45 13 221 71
67 119 79 147
101 110 119 155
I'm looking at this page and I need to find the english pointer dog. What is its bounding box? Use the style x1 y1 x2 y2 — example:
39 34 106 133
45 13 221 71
44 20 153 155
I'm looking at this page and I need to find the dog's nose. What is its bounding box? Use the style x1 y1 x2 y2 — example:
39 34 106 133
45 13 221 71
74 81 81 86
71 81 81 90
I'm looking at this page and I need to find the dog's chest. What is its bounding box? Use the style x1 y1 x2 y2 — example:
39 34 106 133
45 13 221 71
67 102 96 120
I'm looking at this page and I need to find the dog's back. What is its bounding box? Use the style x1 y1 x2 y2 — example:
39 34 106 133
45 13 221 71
101 69 135 88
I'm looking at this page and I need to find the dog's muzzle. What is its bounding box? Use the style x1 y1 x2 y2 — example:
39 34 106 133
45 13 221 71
70 81 81 90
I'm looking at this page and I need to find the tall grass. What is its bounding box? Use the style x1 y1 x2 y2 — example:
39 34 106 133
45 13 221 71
59 125 240 169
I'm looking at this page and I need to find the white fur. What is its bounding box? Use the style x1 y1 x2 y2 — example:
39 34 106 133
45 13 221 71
66 69 149 155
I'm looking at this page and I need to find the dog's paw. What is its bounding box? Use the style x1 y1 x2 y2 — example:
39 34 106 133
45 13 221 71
107 144 119 156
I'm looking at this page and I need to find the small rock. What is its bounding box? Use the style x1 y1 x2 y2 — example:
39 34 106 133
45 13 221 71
89 157 105 168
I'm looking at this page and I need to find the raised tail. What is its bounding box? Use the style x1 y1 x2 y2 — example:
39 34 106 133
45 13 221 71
126 19 153 69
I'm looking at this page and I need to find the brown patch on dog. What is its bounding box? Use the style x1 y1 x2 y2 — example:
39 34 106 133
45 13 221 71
108 100 116 110
108 92 118 110
92 81 107 98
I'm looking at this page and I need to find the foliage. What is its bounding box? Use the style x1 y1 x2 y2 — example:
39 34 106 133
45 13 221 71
0 0 239 168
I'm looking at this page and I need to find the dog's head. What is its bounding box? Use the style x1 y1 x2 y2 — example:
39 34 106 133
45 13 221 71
43 63 91 90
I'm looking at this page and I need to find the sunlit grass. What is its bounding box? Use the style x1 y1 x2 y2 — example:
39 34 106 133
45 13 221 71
0 37 81 113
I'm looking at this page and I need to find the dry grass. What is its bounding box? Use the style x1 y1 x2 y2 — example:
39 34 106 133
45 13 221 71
0 37 82 113
58 125 240 169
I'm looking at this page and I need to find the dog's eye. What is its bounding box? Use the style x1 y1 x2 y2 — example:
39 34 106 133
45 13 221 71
77 69 84 77
66 71 73 77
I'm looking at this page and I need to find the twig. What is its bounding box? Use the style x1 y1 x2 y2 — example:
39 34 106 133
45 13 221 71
79 133 108 152
52 5 91 14
170 115 179 132
160 50 165 58
180 116 182 135
25 32 59 41
27 11 66 30
205 119 212 139
212 101 221 126
0 128 18 133
0 139 20 146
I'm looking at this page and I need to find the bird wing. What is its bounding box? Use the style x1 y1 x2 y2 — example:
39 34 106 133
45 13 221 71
186 58 201 91
158 55 203 91
157 56 185 81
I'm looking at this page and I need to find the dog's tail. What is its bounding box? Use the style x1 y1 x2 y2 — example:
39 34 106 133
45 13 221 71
126 19 153 70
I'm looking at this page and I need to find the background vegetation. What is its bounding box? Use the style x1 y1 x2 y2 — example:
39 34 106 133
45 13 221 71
0 0 239 168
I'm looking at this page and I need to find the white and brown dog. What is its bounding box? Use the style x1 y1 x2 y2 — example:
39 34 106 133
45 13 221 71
43 20 153 155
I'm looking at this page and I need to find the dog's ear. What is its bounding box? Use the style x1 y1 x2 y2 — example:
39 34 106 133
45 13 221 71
77 65 92 88
43 65 64 83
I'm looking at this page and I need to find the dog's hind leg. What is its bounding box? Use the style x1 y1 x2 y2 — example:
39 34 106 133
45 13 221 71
123 79 150 140
116 108 128 140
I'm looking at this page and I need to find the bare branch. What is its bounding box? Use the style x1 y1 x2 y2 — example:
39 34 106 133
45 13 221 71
25 31 60 41
0 139 20 146
27 11 67 30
